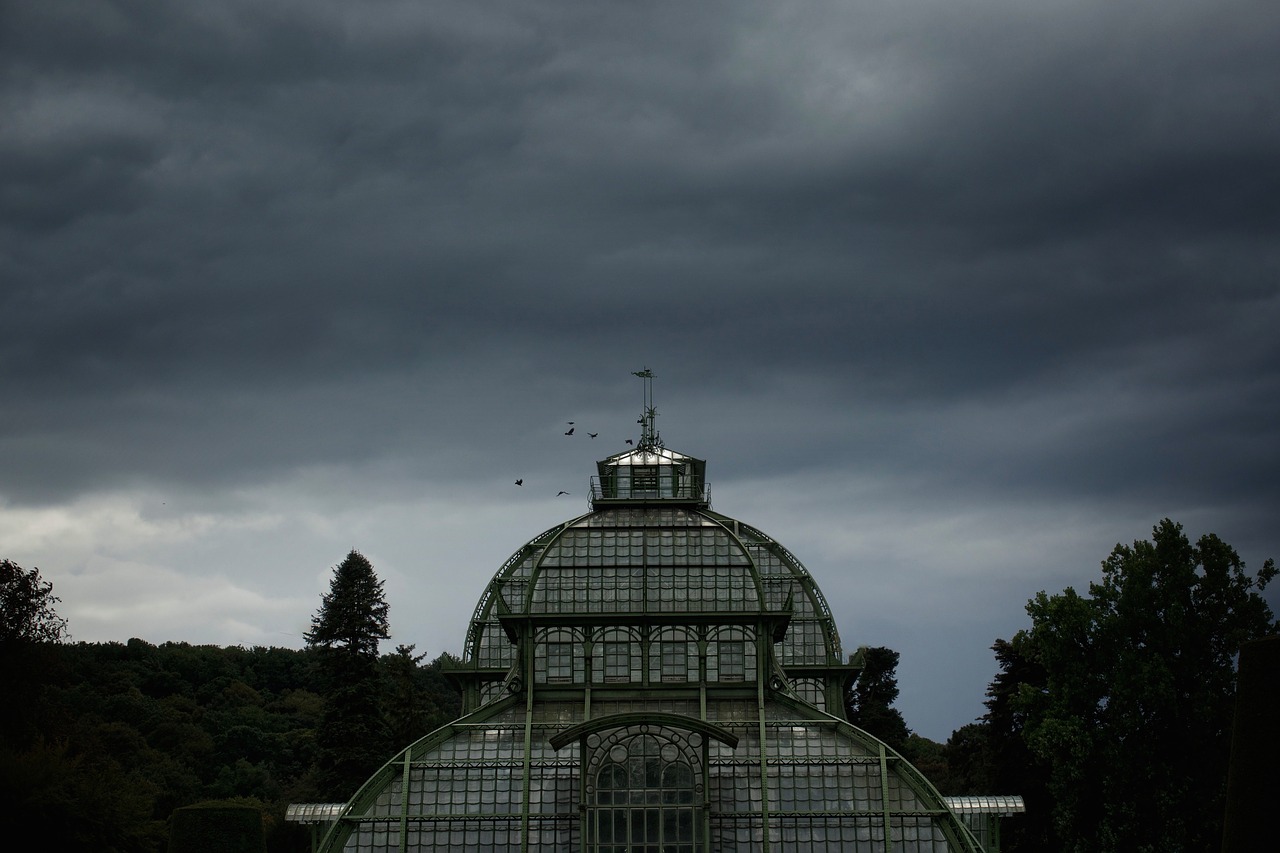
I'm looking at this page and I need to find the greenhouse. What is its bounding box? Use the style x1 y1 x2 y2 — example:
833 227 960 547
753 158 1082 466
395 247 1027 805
311 391 986 853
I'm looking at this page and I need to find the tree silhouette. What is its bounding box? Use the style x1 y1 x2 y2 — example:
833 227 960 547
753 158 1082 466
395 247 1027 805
844 646 911 753
1 559 69 750
383 644 439 748
1010 520 1276 853
305 550 390 657
305 550 393 800
1 559 68 644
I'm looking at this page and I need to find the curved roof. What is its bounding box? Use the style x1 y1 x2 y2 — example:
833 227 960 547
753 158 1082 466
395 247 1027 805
316 688 982 853
464 444 843 672
310 435 985 853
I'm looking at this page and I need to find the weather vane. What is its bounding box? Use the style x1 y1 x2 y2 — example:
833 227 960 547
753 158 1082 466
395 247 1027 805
631 368 661 450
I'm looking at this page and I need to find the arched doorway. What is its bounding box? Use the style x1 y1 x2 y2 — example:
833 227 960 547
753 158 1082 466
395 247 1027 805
585 725 704 853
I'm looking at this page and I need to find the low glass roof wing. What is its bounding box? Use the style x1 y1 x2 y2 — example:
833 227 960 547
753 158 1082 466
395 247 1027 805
942 795 1027 815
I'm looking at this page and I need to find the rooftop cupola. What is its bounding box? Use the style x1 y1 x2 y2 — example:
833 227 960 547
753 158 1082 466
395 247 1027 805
589 368 708 507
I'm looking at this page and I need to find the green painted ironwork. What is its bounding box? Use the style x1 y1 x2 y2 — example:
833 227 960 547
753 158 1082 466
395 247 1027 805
307 382 985 853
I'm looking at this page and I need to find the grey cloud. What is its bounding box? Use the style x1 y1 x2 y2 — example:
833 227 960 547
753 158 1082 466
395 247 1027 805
2 0 1278 736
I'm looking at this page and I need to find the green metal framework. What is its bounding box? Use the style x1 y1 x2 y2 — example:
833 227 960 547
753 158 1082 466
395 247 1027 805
314 435 982 853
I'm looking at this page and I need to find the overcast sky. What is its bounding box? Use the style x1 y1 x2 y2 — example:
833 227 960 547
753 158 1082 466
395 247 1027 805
3 0 1278 741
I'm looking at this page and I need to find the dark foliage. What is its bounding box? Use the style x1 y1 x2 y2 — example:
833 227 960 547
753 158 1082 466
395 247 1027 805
1 559 70 752
310 649 391 801
974 634 1054 851
1221 635 1280 852
844 646 911 753
168 804 266 853
305 550 395 800
384 644 454 748
958 520 1277 853
304 550 389 657
898 734 953 792
1 558 68 644
0 638 462 853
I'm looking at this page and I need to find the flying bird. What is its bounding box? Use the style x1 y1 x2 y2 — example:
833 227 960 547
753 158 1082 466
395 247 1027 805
588 432 598 439
567 422 574 425
515 479 523 486
557 491 570 496
625 439 634 445
565 427 574 436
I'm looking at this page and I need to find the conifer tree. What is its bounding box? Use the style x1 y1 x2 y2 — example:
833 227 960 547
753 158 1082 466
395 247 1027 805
305 549 393 800
305 549 390 657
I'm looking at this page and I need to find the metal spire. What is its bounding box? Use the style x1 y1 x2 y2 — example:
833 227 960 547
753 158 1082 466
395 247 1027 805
631 368 661 450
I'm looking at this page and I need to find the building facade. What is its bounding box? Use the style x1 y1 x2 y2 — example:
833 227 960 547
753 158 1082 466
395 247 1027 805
314 408 982 853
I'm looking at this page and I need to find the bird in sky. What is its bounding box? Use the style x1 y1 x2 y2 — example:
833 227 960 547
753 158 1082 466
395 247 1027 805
515 479 523 486
565 427 574 436
588 432 598 439
625 439 634 445
557 491 570 496
567 421 574 425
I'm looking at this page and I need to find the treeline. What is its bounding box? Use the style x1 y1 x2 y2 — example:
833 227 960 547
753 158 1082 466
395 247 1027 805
0 636 461 852
849 520 1278 853
3 519 1276 853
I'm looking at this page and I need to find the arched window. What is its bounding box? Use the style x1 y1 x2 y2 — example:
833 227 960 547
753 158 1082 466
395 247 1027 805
649 627 697 683
790 677 827 711
586 727 702 853
535 628 584 684
708 626 756 683
593 627 641 684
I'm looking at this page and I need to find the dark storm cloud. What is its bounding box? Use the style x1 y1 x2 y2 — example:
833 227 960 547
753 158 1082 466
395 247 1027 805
3 0 1279 518
4 0 1279 740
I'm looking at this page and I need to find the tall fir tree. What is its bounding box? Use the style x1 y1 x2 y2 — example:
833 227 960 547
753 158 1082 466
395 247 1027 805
305 549 393 800
306 549 391 657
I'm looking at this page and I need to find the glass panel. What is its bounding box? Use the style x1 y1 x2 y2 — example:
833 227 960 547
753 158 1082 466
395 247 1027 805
545 642 574 683
791 677 827 710
632 466 658 497
603 641 631 682
719 641 745 681
661 643 688 682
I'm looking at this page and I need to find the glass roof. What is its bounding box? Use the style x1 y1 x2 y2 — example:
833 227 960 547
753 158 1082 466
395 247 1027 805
942 796 1027 815
464 446 844 670
597 445 701 466
305 438 987 853
313 694 982 853
285 803 346 823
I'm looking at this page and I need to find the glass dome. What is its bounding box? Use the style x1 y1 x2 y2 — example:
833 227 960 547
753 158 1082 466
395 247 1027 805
314 435 981 853
463 499 843 690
